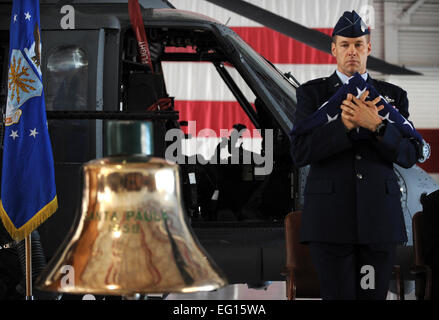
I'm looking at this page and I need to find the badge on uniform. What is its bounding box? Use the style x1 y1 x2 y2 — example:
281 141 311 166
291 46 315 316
383 95 395 104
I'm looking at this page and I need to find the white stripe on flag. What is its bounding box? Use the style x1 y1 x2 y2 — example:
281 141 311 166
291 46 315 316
162 62 336 101
161 62 257 101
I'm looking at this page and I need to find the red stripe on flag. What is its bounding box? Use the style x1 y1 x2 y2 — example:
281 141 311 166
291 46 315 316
174 100 259 137
231 27 336 64
417 129 439 173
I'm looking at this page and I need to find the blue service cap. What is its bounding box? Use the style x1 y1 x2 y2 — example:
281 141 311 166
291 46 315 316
332 10 370 38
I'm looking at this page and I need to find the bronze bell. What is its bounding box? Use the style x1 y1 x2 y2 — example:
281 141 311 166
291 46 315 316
36 121 227 296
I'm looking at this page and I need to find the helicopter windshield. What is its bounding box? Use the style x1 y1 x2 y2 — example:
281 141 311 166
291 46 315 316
222 31 297 132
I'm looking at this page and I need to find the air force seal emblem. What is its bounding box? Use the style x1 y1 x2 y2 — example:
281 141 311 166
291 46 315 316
6 49 43 126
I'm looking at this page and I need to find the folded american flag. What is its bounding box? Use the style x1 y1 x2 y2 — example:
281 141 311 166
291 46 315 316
290 73 430 163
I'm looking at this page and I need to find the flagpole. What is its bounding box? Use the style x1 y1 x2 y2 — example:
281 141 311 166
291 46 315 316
25 234 34 300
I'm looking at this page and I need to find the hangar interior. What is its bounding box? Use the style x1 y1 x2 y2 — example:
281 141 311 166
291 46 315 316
0 0 438 301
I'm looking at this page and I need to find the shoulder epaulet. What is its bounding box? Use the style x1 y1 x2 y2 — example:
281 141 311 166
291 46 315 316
301 77 328 87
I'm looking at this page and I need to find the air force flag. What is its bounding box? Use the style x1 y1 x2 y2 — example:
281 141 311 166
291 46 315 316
290 73 430 163
0 0 57 240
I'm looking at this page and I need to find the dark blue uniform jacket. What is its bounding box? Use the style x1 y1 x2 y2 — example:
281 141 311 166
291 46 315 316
291 71 420 244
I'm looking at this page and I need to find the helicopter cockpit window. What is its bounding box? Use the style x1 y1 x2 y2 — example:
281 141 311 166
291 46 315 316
225 34 296 129
45 46 88 111
149 27 288 223
44 45 93 163
119 26 293 223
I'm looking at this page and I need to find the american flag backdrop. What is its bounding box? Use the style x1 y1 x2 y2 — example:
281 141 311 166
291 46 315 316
164 0 438 179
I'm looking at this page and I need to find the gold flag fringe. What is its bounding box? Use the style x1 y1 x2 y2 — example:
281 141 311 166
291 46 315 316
0 196 58 241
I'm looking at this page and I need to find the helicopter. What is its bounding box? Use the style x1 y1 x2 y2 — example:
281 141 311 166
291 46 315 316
0 0 437 298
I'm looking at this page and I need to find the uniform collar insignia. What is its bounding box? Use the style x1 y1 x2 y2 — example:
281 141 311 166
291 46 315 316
384 95 394 103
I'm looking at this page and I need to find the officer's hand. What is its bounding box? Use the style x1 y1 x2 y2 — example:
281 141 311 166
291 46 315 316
340 94 357 130
341 91 384 132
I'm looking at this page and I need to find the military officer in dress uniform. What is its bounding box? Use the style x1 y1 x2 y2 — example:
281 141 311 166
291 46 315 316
290 10 421 299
